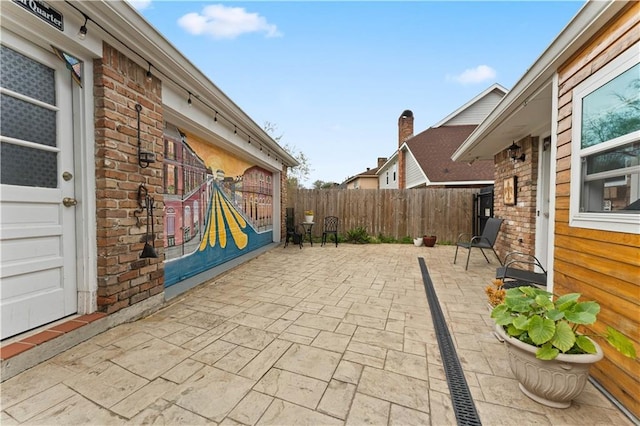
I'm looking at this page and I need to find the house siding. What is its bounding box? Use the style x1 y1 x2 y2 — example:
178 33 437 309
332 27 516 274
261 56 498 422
556 3 640 418
443 91 505 126
378 161 398 189
405 153 424 188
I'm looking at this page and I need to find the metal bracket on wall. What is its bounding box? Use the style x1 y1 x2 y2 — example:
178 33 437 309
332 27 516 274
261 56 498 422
136 103 156 168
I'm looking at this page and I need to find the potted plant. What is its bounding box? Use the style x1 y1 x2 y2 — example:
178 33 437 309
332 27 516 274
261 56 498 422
422 233 437 247
304 210 314 223
413 237 423 247
491 286 636 408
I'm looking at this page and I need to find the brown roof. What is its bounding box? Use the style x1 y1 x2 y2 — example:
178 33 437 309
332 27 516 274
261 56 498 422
343 166 380 184
405 125 494 183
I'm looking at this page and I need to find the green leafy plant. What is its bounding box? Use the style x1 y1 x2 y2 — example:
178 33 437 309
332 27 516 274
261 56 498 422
345 226 370 244
376 234 397 244
491 286 636 360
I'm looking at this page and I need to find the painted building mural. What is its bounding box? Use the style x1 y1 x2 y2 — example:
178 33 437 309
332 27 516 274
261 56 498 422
163 123 274 286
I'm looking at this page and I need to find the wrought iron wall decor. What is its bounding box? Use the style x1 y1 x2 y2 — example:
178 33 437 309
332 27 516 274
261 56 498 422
136 184 158 258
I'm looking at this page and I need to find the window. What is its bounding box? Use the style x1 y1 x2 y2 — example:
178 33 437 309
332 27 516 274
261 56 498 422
570 43 640 233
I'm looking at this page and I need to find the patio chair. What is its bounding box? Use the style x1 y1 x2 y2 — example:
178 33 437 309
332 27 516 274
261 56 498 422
321 216 339 247
496 251 547 289
284 208 302 249
454 217 503 270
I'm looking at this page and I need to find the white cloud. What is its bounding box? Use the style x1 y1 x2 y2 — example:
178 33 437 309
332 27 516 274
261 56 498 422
447 65 496 85
126 0 152 11
177 4 281 40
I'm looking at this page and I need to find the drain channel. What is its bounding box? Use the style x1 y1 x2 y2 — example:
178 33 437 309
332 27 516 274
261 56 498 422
418 257 482 426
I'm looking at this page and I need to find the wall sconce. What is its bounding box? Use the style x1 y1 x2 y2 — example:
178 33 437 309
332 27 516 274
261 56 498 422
136 184 158 259
77 14 89 39
145 62 153 82
135 104 156 168
508 141 526 162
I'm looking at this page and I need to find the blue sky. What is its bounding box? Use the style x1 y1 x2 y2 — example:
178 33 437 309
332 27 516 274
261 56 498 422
130 1 585 186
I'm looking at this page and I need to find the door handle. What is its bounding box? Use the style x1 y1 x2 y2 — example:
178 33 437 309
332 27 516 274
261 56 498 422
62 197 78 207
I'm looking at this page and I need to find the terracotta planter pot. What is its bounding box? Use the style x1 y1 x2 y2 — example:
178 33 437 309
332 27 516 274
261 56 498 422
494 324 603 408
423 236 437 247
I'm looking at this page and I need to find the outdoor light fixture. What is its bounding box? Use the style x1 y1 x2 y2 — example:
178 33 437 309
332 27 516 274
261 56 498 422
77 14 89 39
234 126 237 135
508 141 526 162
214 112 218 122
187 92 192 107
146 62 153 82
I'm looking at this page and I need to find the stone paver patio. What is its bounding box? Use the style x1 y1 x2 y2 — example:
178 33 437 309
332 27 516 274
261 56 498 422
0 244 632 425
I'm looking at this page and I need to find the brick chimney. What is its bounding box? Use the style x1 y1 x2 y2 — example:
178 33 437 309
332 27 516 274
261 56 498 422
398 110 413 189
398 110 414 146
377 157 387 169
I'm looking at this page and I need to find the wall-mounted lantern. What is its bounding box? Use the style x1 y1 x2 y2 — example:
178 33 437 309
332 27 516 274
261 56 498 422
507 141 526 162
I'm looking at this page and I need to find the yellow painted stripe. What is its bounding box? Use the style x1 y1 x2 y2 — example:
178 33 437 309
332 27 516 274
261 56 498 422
216 190 227 248
220 192 248 249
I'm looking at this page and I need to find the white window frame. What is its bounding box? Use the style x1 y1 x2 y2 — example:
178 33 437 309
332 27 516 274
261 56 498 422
570 42 640 234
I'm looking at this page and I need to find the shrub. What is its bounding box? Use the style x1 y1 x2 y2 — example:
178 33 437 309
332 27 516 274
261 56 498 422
345 226 370 244
376 234 397 243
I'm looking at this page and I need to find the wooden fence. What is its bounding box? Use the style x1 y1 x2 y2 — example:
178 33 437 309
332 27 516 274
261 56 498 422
288 188 480 243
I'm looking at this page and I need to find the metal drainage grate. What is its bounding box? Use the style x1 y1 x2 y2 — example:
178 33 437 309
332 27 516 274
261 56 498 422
418 257 482 426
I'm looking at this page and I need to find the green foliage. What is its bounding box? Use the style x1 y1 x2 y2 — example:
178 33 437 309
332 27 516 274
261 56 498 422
312 180 339 189
344 226 370 244
491 286 637 361
399 236 413 244
376 234 398 244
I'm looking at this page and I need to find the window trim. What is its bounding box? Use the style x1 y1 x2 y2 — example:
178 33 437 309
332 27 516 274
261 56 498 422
569 42 640 234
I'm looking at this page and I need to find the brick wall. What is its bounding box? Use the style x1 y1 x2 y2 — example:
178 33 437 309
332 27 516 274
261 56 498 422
281 164 288 239
94 43 164 314
494 136 539 265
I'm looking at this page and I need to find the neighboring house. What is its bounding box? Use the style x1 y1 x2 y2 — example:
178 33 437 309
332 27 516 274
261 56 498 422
343 158 386 189
452 1 639 419
378 84 507 189
0 0 297 348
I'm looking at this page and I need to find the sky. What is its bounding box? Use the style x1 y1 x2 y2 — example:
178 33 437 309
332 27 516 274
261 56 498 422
129 0 586 186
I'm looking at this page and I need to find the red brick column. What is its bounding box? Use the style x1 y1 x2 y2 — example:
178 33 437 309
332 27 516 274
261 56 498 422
281 164 288 239
94 43 164 314
494 136 538 263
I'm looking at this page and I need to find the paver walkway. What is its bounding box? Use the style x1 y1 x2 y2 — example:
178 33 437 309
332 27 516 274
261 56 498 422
0 244 632 425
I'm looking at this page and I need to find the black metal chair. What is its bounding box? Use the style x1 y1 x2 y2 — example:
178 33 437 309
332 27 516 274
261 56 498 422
454 217 503 270
321 216 339 247
496 251 547 288
284 208 302 249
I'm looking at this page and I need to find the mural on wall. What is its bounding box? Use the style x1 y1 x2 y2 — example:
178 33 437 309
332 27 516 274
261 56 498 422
163 124 274 286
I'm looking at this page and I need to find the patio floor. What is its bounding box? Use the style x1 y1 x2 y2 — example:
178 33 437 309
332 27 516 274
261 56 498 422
0 244 632 425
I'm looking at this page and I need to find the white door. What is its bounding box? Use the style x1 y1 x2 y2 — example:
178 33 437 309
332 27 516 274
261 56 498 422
0 37 77 339
535 136 552 271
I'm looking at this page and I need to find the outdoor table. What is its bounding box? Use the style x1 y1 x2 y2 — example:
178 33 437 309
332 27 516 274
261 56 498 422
301 222 314 246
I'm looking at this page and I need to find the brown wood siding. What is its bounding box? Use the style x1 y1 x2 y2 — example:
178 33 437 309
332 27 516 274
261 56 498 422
555 3 640 418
